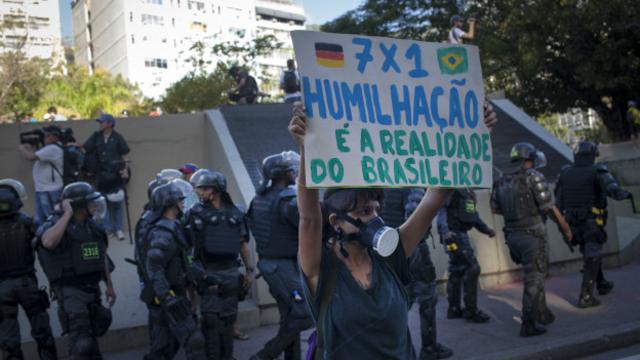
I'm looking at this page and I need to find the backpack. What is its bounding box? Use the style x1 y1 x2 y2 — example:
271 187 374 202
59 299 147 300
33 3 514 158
53 144 84 185
283 70 300 94
247 75 259 96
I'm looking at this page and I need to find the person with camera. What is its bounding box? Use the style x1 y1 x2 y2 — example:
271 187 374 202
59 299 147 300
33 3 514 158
0 179 58 360
185 170 254 360
83 114 131 241
448 15 476 45
19 125 65 224
35 182 116 359
437 188 495 324
141 182 206 360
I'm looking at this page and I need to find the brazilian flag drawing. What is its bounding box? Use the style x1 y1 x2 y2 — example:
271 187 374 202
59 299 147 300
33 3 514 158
315 43 344 68
437 47 468 75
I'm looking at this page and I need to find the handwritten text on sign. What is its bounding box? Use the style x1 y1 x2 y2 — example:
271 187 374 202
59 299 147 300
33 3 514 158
291 31 492 188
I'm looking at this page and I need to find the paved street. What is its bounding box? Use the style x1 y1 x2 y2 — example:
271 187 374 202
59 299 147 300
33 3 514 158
103 261 640 360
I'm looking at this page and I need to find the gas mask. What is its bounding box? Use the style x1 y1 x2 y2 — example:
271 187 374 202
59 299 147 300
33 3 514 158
337 214 399 257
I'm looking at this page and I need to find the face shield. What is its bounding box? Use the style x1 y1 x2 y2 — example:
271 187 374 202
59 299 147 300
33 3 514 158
171 178 197 210
534 151 547 169
157 169 182 182
88 195 107 221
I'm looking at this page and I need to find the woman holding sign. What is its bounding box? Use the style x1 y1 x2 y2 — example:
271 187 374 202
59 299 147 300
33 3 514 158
290 102 497 359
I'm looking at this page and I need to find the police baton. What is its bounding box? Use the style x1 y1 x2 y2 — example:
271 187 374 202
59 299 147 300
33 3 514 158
630 194 638 215
123 185 134 245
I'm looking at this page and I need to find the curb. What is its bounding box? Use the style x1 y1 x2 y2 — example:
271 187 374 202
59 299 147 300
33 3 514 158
468 321 640 360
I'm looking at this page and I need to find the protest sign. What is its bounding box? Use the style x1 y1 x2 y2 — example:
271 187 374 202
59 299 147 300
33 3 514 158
291 30 492 188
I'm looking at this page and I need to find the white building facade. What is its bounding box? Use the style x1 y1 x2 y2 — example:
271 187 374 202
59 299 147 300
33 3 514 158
72 0 305 100
0 0 63 60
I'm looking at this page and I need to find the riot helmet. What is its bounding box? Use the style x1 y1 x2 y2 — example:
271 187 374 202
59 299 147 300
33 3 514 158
193 170 226 193
147 178 166 201
62 182 106 220
0 179 26 216
156 169 182 183
151 182 185 214
509 142 546 169
262 151 300 180
574 140 599 157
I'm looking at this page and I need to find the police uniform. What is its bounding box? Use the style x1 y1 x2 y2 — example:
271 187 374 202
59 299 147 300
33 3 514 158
436 189 493 322
381 188 453 360
249 185 312 360
187 201 248 360
0 185 57 360
491 165 554 335
37 212 111 359
556 141 631 307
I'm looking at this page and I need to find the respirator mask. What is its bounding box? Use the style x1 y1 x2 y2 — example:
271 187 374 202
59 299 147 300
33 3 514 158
336 214 399 257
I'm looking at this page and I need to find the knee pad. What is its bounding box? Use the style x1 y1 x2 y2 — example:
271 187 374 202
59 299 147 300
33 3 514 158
74 336 97 356
29 312 53 342
186 330 205 351
467 263 481 278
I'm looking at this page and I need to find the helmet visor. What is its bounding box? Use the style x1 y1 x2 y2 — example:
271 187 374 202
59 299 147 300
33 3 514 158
534 151 547 169
88 196 107 221
157 169 182 182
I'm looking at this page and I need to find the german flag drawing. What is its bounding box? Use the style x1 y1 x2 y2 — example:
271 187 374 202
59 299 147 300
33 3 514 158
315 43 344 68
437 47 468 75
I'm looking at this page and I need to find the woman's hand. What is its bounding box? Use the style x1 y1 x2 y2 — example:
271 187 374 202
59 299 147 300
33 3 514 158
483 101 498 131
289 102 307 149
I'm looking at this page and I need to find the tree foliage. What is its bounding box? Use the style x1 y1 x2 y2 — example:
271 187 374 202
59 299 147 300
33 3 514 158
34 66 150 119
322 0 640 141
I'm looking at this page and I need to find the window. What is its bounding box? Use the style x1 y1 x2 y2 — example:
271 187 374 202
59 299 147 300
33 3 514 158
144 58 168 69
130 12 133 22
131 34 135 44
188 1 205 11
141 14 164 26
145 0 163 4
190 21 207 32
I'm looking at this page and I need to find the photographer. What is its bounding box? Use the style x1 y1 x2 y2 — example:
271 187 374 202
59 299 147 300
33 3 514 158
448 15 476 45
83 114 131 241
228 66 259 105
18 125 64 223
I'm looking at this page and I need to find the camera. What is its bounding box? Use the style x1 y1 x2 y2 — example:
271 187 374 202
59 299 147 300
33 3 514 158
19 127 76 149
19 129 45 148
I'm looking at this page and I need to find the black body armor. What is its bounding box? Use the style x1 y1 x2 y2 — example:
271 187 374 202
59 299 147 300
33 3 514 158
0 213 36 277
189 203 244 259
37 215 106 283
446 189 478 232
249 186 298 259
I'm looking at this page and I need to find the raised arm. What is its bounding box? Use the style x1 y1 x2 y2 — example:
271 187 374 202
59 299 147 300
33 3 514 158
290 104 323 293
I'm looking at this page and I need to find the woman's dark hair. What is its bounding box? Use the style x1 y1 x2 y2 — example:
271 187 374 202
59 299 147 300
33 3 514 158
321 188 384 241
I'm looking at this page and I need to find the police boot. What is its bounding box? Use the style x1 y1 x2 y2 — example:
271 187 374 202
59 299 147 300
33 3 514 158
463 308 490 323
596 267 614 295
519 316 546 337
577 259 601 309
420 343 453 360
446 306 463 319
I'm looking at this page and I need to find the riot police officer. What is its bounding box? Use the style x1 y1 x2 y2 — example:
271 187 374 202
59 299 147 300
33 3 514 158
37 182 116 359
381 188 453 360
0 179 57 359
555 140 632 308
141 182 205 360
186 170 254 360
248 151 312 360
491 143 572 337
437 188 495 323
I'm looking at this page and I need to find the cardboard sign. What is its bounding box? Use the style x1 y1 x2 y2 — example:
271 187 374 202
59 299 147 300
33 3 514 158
291 31 492 188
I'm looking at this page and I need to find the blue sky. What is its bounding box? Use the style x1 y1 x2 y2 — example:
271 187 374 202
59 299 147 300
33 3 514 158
59 0 363 42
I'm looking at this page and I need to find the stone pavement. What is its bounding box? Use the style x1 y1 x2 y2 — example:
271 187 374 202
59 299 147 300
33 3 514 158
103 261 640 360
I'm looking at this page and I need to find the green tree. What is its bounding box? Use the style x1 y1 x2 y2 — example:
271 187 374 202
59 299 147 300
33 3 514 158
537 113 568 142
322 0 640 141
161 63 235 113
34 66 150 119
0 18 51 121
